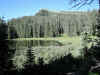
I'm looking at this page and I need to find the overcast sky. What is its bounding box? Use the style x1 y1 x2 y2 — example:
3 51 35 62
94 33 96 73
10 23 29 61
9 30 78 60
0 0 99 20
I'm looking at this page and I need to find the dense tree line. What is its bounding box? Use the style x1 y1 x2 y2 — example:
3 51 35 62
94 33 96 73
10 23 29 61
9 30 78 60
0 18 8 75
7 9 97 39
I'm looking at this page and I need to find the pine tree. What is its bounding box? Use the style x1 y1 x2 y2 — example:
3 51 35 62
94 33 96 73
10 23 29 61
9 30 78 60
0 17 8 75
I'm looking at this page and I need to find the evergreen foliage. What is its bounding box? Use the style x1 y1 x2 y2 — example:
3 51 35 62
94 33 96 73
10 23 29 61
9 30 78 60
8 9 97 38
0 17 8 75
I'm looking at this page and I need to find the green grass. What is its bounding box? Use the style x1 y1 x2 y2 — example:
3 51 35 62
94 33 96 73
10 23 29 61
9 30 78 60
89 72 99 75
8 36 81 45
9 35 93 49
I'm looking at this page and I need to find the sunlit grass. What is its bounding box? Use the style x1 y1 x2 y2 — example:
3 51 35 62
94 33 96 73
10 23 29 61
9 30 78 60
9 35 81 46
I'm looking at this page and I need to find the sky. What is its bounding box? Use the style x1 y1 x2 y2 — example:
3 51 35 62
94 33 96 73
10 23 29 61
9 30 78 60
0 0 99 20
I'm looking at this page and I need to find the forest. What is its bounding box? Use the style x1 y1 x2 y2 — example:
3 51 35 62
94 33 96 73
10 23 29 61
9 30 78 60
0 9 100 75
8 9 97 38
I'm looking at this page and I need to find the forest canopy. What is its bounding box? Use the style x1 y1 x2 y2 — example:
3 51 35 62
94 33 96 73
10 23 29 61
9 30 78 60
7 9 97 39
